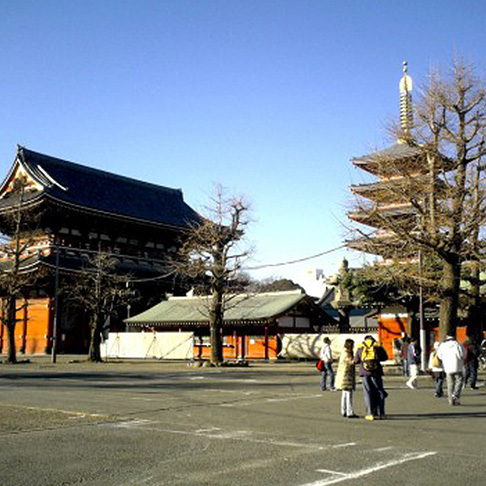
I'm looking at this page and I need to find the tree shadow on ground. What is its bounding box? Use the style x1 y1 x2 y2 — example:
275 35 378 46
387 410 486 420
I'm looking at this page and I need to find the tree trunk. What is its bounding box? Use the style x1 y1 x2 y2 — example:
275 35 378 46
5 295 17 364
438 258 460 340
209 288 224 364
88 315 102 362
466 260 481 340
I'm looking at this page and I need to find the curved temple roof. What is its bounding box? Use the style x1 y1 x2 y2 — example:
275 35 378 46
125 291 330 327
0 146 201 229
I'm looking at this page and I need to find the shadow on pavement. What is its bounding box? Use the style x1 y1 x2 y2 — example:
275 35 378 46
387 410 486 420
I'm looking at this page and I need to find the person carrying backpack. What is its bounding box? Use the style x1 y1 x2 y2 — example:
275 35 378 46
354 335 389 421
428 341 445 397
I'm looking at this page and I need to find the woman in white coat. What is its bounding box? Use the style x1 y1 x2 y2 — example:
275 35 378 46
335 339 358 418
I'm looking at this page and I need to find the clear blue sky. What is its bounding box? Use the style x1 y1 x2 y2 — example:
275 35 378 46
1 1 485 286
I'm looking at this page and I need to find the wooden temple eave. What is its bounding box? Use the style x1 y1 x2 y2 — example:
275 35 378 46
127 318 274 329
0 158 45 198
348 206 417 228
346 236 408 256
43 193 193 234
351 175 445 201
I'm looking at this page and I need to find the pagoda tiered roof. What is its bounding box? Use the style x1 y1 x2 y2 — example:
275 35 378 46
348 203 417 227
351 174 446 202
352 143 423 175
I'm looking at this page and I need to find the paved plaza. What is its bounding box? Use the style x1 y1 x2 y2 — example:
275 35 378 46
0 357 485 486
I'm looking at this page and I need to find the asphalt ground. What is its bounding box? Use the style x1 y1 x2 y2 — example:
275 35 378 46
0 357 485 486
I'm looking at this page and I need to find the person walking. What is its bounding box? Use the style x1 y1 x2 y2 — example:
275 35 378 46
437 335 465 406
354 335 388 421
400 335 410 377
320 337 335 391
335 339 358 418
463 337 480 390
406 337 421 389
428 341 445 397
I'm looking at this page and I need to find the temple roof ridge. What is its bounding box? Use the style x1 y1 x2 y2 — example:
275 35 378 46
17 146 183 196
1 145 201 229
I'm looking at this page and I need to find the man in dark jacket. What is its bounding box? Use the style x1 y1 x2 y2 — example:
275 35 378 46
464 337 480 390
406 337 421 389
354 335 389 421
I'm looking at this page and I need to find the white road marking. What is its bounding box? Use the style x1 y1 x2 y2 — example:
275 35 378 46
302 451 437 486
112 419 354 451
332 442 356 449
372 446 394 452
315 469 347 476
195 427 221 433
204 388 257 395
0 402 107 418
221 378 259 383
219 393 322 407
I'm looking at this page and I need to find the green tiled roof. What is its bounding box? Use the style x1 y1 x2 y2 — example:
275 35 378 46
126 291 309 325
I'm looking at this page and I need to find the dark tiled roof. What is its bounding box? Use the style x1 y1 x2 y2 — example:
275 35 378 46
14 147 200 228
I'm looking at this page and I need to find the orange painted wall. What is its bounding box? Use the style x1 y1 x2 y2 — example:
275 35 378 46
378 315 409 359
1 298 51 355
430 326 468 344
194 334 279 360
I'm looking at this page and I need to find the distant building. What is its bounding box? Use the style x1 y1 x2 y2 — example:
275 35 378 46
298 267 330 298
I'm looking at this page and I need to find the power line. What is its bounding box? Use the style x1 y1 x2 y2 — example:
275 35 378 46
127 270 176 284
129 244 347 282
243 244 347 271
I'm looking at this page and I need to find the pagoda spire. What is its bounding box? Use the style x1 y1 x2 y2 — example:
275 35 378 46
399 61 413 141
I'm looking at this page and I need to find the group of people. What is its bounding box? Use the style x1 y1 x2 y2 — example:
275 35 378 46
319 333 484 419
320 335 388 421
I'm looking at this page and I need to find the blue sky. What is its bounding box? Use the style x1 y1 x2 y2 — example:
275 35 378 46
1 1 485 287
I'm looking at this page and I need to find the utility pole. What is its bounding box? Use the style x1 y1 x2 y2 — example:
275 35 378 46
418 249 426 371
51 243 60 363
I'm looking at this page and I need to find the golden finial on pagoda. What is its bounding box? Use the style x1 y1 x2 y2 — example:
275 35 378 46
399 61 413 142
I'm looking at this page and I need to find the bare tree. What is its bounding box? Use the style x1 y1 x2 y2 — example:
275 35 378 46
0 178 41 363
349 59 486 339
173 186 251 365
65 251 131 362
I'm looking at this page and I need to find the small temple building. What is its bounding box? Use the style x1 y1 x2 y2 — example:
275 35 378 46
0 146 200 355
122 290 337 360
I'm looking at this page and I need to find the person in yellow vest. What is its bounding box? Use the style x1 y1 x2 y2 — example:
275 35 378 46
354 335 389 421
335 339 359 418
